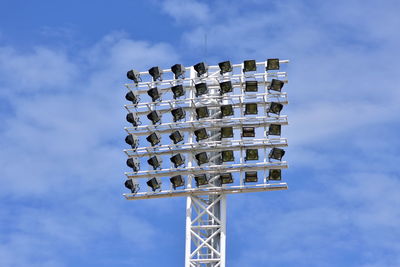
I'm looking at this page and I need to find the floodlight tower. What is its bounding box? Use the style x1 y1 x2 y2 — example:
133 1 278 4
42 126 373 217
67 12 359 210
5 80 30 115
123 59 289 267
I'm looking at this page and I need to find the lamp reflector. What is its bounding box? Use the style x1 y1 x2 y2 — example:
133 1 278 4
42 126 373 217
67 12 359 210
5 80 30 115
194 174 208 186
219 81 233 95
147 177 161 191
170 154 185 168
245 81 258 92
171 85 185 99
221 150 234 162
268 169 282 180
218 61 233 74
170 175 185 189
125 91 138 104
220 173 234 184
126 113 139 126
268 124 281 136
171 64 185 79
169 130 184 144
124 179 139 193
147 110 161 124
194 62 208 77
243 60 256 72
195 83 208 96
267 102 283 115
127 69 141 83
245 149 259 161
266 58 280 70
148 156 162 169
147 87 160 102
195 152 209 165
126 158 139 172
244 171 258 183
148 66 162 81
146 132 161 146
221 104 234 117
196 106 209 119
268 79 284 92
171 107 186 122
194 128 209 141
268 148 285 160
242 127 255 137
221 127 233 138
125 134 139 149
244 103 258 115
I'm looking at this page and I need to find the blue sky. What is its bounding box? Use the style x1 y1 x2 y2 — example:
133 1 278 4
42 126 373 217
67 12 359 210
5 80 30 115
0 0 399 266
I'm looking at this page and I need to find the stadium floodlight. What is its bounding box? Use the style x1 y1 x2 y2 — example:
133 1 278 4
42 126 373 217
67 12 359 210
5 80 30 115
268 124 281 136
267 102 283 115
245 149 259 161
148 156 162 170
194 173 208 186
146 132 161 146
268 169 281 181
147 177 162 191
266 58 280 70
245 81 258 92
194 128 208 141
148 66 163 81
122 59 290 267
195 82 208 96
195 152 209 165
147 87 161 102
171 64 186 79
221 104 234 117
244 171 258 183
170 175 185 189
147 110 161 124
126 113 139 126
221 150 234 162
125 91 139 104
169 130 184 144
268 148 285 161
126 158 139 172
220 173 234 184
171 85 185 99
219 81 233 95
218 61 233 74
127 69 141 83
244 103 258 115
194 62 208 77
170 154 185 168
125 134 139 149
171 107 186 122
243 60 257 72
124 179 139 194
195 106 209 119
242 127 255 137
221 127 233 138
268 79 284 92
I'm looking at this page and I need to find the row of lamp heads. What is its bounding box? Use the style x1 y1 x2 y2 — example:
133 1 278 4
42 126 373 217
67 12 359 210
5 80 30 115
127 59 282 84
126 147 285 172
125 79 285 104
125 124 282 150
125 102 284 127
125 168 283 193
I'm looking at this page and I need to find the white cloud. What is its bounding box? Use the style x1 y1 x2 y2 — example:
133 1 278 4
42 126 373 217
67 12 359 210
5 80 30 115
160 0 210 24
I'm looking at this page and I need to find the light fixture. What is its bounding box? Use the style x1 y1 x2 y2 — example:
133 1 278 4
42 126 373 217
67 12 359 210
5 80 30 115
242 127 255 137
219 81 233 95
171 85 185 99
169 130 184 144
126 113 139 126
147 87 160 102
221 104 234 117
125 134 139 149
171 64 185 79
147 177 161 191
126 158 140 172
124 179 139 193
194 174 208 186
266 58 280 70
194 62 208 77
267 102 283 115
170 154 185 168
196 106 209 119
126 69 141 83
221 150 234 162
146 132 161 146
171 107 186 122
268 169 281 180
221 127 233 138
268 124 281 136
220 173 234 184
268 148 285 161
147 110 161 124
195 152 209 165
245 149 259 161
218 61 232 74
170 175 185 189
244 171 258 183
148 156 162 169
243 60 256 72
194 128 209 141
148 66 163 81
245 81 258 92
125 91 139 104
195 83 208 96
244 103 258 115
268 79 284 92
